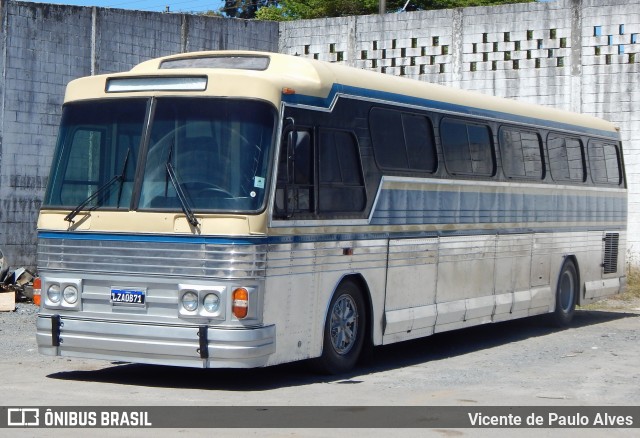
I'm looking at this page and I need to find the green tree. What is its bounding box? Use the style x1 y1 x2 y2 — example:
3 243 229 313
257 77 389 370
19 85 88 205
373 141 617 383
256 0 381 20
418 0 535 8
254 0 535 21
221 0 279 19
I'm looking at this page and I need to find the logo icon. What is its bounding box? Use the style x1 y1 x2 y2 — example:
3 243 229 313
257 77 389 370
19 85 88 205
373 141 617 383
7 408 40 426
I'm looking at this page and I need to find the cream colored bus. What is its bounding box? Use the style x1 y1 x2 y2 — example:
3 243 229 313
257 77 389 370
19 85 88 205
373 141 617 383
36 51 627 373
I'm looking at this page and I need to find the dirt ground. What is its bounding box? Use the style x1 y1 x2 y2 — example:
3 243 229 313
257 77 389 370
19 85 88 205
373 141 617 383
0 298 638 437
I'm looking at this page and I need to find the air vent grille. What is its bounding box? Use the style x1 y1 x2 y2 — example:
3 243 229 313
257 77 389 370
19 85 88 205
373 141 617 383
602 233 619 274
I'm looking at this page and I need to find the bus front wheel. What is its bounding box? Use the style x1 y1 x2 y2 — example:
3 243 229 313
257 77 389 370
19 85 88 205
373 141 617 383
551 259 578 327
313 280 366 374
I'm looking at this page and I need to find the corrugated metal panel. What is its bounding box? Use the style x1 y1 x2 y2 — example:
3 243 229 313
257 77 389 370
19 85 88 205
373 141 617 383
38 238 267 280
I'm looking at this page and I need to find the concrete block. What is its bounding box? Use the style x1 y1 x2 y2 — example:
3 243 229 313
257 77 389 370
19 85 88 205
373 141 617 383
0 292 15 312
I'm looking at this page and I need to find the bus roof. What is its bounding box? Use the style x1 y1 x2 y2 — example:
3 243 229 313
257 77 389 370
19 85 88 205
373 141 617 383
65 50 617 135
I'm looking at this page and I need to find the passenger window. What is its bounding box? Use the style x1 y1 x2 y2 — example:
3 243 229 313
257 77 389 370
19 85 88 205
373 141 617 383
499 127 543 179
589 140 621 185
441 118 494 176
274 129 314 216
402 113 437 172
293 132 313 186
547 134 585 182
369 107 437 173
370 109 406 169
274 128 366 218
318 129 366 213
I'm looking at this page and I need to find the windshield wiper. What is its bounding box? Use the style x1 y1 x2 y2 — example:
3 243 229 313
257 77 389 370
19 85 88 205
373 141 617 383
165 161 200 228
116 148 131 208
64 149 130 224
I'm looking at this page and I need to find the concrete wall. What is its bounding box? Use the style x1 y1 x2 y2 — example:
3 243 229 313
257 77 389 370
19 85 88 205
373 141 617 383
279 0 640 265
0 0 638 269
0 1 277 268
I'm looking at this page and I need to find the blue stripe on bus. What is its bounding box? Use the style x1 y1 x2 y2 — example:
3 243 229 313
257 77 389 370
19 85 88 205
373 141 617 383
37 231 266 245
370 189 627 225
38 224 625 248
282 83 620 140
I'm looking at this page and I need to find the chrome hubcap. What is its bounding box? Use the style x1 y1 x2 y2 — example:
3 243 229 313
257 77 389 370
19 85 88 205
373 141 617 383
330 295 358 355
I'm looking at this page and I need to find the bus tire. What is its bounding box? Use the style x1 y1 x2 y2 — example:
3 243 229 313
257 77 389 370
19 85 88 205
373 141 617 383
312 280 366 375
551 259 578 327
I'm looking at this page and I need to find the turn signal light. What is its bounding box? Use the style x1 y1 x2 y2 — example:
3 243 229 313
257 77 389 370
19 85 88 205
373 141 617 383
232 288 249 319
33 277 41 306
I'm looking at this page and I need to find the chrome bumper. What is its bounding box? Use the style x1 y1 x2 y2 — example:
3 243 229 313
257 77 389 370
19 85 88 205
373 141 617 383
36 314 275 368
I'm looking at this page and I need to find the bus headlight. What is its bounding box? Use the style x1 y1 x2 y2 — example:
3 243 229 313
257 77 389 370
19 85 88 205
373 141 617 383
177 284 226 320
43 278 82 310
203 293 220 313
181 291 199 312
47 284 61 304
63 285 79 304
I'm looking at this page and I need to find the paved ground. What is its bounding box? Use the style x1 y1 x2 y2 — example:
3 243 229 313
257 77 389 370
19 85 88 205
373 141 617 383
0 300 638 437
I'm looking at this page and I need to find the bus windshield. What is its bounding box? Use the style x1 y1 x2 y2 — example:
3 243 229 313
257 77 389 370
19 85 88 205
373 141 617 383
44 98 277 214
44 99 147 211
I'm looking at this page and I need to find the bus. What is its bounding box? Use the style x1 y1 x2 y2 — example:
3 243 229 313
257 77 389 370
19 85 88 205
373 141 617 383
36 51 627 374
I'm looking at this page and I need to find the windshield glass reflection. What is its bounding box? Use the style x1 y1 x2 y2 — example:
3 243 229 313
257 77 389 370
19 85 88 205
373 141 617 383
139 98 276 212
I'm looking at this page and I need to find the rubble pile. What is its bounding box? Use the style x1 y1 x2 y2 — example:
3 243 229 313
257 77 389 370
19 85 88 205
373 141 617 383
0 248 8 285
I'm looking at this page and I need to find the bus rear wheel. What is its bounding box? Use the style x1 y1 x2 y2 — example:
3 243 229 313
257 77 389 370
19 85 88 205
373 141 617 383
312 280 366 375
551 259 578 327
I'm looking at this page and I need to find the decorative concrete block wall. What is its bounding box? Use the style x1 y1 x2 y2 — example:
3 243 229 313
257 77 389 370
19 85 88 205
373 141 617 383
280 0 640 264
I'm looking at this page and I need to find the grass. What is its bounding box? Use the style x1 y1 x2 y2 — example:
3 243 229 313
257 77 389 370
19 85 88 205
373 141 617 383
623 266 640 300
579 266 640 311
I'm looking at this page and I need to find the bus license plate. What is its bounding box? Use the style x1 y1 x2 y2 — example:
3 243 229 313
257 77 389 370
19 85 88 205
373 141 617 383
111 288 146 306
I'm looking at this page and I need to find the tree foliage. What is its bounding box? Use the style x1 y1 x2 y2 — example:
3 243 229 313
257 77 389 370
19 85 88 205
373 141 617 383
251 0 535 21
221 1 279 19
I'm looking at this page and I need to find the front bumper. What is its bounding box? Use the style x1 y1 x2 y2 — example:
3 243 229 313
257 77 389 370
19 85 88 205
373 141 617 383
36 314 275 368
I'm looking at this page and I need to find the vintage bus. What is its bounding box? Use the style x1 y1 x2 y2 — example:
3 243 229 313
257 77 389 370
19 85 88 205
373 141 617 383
36 51 627 374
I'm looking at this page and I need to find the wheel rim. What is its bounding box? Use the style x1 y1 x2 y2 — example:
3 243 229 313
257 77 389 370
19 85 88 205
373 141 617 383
559 269 575 313
329 294 358 355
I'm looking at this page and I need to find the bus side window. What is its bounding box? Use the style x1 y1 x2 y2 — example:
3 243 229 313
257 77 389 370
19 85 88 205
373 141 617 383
369 107 437 173
292 131 313 212
294 132 313 186
441 118 494 177
318 129 366 214
499 127 543 179
547 134 585 182
588 140 621 185
274 129 314 218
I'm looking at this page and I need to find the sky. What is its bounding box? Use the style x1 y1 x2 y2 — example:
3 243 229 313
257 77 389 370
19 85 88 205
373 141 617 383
21 0 226 14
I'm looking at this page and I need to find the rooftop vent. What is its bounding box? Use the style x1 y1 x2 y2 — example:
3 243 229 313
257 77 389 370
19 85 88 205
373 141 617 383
160 55 270 71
